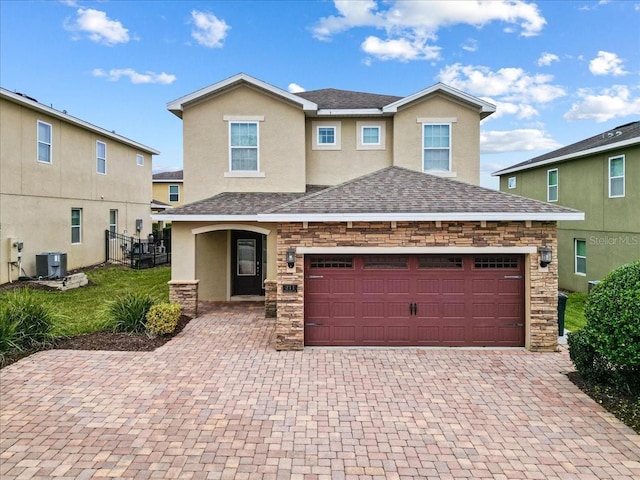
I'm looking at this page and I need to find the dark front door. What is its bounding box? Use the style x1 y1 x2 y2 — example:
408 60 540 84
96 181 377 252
231 231 264 296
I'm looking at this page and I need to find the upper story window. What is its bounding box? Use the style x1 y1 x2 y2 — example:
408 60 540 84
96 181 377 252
311 121 341 150
37 121 52 164
169 184 180 203
136 154 144 166
230 122 258 172
318 126 336 145
608 155 625 198
508 177 517 189
362 126 380 145
96 141 107 174
423 124 451 171
547 168 558 202
71 208 82 244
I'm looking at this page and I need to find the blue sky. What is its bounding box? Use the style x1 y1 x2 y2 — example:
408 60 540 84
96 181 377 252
1 0 638 188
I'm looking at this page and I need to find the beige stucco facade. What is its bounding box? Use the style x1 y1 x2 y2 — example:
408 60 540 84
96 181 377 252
182 85 307 203
0 91 157 284
152 181 183 207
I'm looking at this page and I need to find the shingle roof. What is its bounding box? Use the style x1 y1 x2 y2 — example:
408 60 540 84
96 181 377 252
155 167 581 222
153 170 183 181
494 121 640 175
265 167 579 216
161 186 327 217
296 89 402 110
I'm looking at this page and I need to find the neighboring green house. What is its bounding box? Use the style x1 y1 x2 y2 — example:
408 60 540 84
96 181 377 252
494 121 639 293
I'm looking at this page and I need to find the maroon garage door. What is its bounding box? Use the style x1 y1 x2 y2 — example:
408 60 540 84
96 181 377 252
304 255 525 347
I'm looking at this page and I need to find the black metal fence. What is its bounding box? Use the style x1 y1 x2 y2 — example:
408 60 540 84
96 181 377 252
105 229 171 269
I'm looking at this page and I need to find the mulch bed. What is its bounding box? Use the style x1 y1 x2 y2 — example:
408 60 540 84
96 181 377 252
567 372 640 434
0 316 191 369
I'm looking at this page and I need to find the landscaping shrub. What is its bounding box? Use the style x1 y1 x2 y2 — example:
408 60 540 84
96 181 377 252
145 302 181 337
0 289 54 350
108 292 156 333
569 259 640 394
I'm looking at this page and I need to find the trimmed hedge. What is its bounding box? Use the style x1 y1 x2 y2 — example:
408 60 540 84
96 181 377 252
568 260 640 394
145 303 181 337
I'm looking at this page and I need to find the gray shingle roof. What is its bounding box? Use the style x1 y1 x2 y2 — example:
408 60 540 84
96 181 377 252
156 167 580 221
161 186 327 217
153 170 183 181
265 167 579 215
494 121 640 175
296 89 402 110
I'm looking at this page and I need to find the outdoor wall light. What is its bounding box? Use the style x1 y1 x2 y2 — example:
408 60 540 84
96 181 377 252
539 246 552 268
286 247 296 269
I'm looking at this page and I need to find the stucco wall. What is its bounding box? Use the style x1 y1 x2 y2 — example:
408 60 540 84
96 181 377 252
499 145 639 292
0 97 153 284
182 84 307 203
152 182 183 207
392 94 481 185
305 118 393 185
275 221 558 351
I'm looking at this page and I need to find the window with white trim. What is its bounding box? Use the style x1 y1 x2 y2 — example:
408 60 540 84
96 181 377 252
109 210 118 234
230 122 258 171
547 168 558 202
71 208 82 244
317 126 336 145
423 124 451 171
575 239 586 275
608 155 625 198
96 141 107 174
508 176 516 189
37 121 52 164
361 126 380 145
136 154 144 166
169 184 180 203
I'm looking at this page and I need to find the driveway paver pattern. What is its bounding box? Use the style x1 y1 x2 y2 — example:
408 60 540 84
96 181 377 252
1 303 639 479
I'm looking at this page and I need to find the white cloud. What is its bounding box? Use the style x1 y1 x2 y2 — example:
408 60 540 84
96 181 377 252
92 68 176 85
563 85 640 122
361 36 441 61
537 52 559 67
481 129 562 154
64 8 130 45
461 38 478 53
191 10 230 48
288 83 306 93
438 63 566 109
312 1 546 61
589 51 628 76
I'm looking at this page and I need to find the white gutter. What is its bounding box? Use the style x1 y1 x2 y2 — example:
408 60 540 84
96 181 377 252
493 137 640 176
316 108 384 116
153 211 584 222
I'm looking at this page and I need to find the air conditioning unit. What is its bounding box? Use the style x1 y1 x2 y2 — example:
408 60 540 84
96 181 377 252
36 252 67 279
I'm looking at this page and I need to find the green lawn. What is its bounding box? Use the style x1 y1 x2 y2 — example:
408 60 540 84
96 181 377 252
563 291 588 332
0 266 170 337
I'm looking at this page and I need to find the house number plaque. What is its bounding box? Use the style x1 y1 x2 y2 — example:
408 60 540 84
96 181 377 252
282 284 298 293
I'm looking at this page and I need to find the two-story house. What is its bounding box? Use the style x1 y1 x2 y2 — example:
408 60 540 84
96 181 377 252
0 88 159 284
153 73 582 352
494 121 639 293
152 169 184 209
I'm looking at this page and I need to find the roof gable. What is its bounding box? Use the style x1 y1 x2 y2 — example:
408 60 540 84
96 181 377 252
166 73 317 118
494 121 640 176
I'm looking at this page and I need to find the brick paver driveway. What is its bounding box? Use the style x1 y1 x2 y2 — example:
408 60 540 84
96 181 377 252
1 304 639 479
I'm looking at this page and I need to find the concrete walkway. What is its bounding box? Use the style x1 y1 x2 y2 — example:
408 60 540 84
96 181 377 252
1 304 639 479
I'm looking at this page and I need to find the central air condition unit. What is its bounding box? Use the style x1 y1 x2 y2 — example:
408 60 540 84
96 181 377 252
36 252 68 279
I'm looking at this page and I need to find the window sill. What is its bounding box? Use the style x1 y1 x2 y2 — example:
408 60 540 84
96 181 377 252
224 171 266 178
424 170 457 178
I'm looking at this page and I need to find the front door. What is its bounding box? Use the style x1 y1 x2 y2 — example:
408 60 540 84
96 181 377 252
231 231 264 296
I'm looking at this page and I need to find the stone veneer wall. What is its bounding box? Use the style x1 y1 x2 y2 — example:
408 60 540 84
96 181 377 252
264 280 277 318
275 221 558 351
169 280 199 318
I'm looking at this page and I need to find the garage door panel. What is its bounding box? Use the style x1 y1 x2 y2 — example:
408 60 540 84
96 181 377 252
305 254 524 347
331 302 356 318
